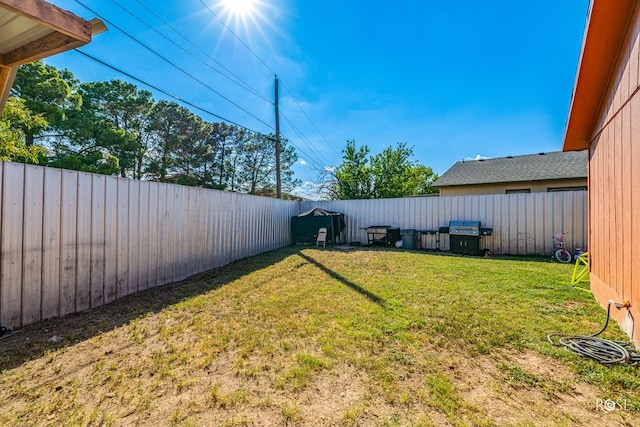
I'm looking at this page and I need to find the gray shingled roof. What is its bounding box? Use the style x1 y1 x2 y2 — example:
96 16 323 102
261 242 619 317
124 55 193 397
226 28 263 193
432 151 587 187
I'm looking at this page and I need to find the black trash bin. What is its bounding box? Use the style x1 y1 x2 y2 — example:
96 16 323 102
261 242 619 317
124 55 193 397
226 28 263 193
401 229 419 250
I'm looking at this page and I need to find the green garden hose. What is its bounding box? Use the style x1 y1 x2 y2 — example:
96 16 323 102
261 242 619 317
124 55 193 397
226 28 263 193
548 301 640 365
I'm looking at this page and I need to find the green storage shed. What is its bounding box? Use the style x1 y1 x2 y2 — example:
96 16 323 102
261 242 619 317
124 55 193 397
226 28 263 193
291 208 346 245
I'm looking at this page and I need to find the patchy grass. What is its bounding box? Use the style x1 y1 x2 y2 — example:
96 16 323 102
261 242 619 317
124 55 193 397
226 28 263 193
0 246 638 426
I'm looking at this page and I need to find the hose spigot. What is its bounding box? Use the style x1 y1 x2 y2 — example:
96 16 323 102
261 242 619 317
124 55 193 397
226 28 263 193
609 300 631 310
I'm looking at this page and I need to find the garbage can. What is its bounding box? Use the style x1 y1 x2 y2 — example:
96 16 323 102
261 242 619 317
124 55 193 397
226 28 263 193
401 229 418 250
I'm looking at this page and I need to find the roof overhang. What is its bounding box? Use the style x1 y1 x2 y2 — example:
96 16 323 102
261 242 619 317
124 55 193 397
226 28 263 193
0 0 96 113
563 0 638 151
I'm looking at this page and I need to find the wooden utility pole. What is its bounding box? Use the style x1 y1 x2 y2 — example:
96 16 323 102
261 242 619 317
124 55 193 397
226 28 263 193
274 75 281 199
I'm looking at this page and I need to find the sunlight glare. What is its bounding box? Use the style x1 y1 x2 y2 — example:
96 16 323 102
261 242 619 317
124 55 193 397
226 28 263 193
208 0 282 57
220 0 258 19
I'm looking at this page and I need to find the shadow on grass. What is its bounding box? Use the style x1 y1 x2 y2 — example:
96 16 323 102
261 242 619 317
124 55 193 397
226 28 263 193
0 247 299 371
297 252 386 307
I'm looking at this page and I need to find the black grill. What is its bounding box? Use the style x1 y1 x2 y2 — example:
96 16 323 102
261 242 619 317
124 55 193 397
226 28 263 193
449 221 491 255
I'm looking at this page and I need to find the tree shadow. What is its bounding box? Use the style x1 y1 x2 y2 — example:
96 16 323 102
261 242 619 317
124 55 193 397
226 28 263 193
0 247 298 371
296 252 386 307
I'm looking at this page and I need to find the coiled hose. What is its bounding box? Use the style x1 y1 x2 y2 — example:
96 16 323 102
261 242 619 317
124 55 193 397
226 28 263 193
548 301 640 365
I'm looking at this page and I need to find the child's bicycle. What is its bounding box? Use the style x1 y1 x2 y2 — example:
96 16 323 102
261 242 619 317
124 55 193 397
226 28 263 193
552 232 572 263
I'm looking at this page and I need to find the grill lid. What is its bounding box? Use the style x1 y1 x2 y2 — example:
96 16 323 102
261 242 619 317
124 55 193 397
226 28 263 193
449 220 481 236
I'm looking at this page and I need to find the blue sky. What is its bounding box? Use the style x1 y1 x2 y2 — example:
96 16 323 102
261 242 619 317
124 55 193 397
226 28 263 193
45 0 590 199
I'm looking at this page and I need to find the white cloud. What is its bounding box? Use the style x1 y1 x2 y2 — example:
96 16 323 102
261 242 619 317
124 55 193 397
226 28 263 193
464 154 492 161
298 159 308 165
291 181 324 201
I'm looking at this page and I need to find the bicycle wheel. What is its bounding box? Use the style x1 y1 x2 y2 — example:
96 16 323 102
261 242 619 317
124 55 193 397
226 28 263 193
555 249 572 263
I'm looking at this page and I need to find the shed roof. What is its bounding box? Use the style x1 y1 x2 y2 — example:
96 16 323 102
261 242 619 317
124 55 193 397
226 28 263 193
297 208 343 217
432 151 588 188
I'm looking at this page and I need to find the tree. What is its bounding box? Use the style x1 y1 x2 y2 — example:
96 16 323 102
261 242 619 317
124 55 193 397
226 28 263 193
322 140 438 199
11 61 81 146
208 123 245 190
322 140 373 199
169 111 210 186
0 97 47 163
50 105 122 175
52 80 154 177
47 146 120 175
75 80 154 178
7 61 303 197
332 140 374 200
237 133 300 194
369 143 438 198
194 122 218 188
145 100 204 183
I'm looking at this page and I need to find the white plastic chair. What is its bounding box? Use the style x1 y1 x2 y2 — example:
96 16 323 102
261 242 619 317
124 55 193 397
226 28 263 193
316 227 327 247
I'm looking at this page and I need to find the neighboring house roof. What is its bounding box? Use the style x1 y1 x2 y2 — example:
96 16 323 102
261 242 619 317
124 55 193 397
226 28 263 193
563 0 638 151
432 151 587 187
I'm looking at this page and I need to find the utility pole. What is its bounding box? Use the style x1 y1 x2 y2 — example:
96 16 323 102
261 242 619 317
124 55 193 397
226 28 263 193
274 75 282 199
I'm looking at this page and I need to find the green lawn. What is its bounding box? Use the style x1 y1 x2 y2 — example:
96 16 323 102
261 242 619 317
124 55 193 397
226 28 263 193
1 247 638 426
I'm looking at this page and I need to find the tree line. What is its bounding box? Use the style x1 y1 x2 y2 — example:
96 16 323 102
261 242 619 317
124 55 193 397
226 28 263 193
1 61 438 199
1 61 299 195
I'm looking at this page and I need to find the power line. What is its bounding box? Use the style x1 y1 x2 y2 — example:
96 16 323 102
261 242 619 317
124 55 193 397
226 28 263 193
280 111 331 168
80 0 336 172
74 49 319 172
279 130 326 172
198 1 340 161
111 0 268 102
73 0 274 131
280 132 325 171
126 0 272 104
105 0 333 170
74 49 263 134
280 82 342 158
77 50 319 194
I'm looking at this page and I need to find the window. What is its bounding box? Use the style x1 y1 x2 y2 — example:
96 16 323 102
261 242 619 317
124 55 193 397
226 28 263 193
547 186 587 192
506 189 531 194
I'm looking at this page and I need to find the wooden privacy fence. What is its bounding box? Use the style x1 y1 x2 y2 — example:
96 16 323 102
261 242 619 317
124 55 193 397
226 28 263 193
0 162 298 328
300 192 588 255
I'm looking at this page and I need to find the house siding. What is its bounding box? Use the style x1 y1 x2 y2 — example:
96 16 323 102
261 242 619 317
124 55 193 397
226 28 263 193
588 1 640 344
438 178 587 197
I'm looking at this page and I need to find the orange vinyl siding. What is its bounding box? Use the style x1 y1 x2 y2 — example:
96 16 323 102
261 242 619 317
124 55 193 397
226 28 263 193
587 1 640 344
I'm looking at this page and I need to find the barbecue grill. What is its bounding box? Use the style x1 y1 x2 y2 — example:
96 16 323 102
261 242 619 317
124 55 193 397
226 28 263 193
365 226 401 246
448 221 490 255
